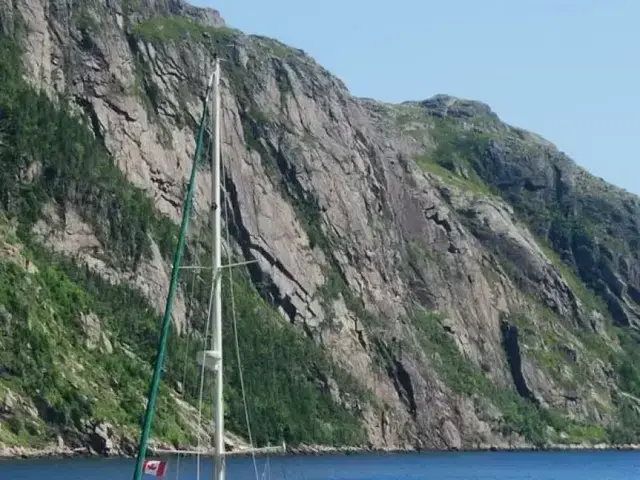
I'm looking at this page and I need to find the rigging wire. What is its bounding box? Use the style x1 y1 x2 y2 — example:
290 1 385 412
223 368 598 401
174 193 204 480
194 97 216 480
39 0 48 91
195 265 215 480
63 0 73 100
220 88 261 480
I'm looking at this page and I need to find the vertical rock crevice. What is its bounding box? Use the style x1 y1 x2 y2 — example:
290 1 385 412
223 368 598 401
499 318 539 405
373 338 417 420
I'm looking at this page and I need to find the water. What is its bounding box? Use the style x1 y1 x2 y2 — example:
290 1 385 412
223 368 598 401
2 450 640 480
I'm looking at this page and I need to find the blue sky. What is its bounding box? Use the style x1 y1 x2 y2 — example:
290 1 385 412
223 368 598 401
190 0 639 195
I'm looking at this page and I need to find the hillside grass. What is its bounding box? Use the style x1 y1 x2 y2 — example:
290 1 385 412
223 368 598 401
607 329 640 444
418 120 498 198
130 16 237 44
0 32 367 448
416 154 492 197
409 308 609 446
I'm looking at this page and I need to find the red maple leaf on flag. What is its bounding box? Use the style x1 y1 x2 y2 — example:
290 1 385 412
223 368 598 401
143 459 167 477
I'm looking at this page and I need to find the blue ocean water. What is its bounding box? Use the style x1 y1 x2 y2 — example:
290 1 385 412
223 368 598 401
1 450 639 480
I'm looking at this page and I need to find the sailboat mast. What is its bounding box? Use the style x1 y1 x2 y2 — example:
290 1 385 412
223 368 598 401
211 55 225 480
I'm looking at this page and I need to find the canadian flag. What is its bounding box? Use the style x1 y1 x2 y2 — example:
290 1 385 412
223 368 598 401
143 459 168 477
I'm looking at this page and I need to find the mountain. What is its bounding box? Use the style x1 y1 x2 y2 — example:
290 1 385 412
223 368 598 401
2 0 640 456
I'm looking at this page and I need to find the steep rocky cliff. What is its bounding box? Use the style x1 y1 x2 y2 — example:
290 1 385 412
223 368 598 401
2 0 640 455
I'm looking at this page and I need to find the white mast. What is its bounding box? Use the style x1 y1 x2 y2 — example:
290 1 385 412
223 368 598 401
195 54 224 480
211 55 225 480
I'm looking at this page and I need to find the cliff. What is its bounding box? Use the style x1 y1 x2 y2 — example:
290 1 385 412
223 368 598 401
1 0 640 455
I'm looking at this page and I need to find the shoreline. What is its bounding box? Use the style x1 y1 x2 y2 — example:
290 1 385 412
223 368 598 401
3 442 640 461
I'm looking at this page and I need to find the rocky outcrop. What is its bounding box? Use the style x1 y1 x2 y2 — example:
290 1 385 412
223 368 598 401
1 0 640 453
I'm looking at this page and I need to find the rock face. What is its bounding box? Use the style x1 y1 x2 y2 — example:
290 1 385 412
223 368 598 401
2 0 640 453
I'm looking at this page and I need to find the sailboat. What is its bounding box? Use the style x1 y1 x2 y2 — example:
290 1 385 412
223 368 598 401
129 55 283 480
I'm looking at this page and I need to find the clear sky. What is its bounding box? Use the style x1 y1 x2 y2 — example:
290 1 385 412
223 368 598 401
190 0 639 195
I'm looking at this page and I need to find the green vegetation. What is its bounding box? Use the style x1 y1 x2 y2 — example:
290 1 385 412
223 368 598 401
410 308 608 446
0 30 367 449
414 119 498 197
0 220 367 447
607 330 640 443
0 233 192 447
538 243 609 316
508 306 615 405
131 16 236 44
416 154 492 197
254 36 298 60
